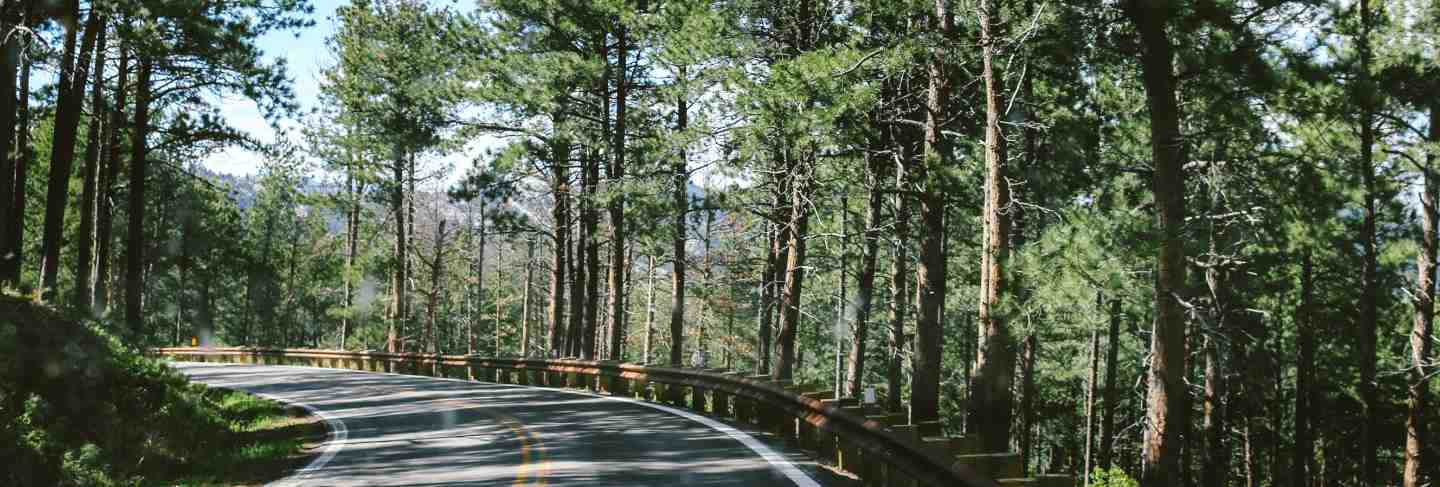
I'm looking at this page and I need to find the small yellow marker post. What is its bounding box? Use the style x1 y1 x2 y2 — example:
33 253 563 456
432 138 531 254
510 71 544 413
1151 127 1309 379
191 336 197 347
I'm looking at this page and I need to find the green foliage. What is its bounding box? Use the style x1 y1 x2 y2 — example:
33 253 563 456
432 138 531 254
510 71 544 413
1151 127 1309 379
1091 467 1139 487
0 294 313 485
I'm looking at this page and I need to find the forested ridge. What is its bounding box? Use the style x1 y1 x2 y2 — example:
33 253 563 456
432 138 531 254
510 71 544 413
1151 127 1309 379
2 0 1438 485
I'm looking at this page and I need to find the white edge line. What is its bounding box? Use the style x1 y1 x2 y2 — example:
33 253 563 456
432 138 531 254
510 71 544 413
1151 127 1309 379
170 362 349 487
169 360 822 487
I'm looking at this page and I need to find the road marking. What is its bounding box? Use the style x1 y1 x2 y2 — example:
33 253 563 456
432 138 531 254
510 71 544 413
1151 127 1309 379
170 361 819 487
437 398 550 487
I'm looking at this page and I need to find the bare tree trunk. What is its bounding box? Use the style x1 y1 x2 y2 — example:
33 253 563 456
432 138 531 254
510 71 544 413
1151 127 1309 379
969 0 1013 449
427 220 448 354
1100 299 1122 469
645 255 656 364
1123 0 1189 484
845 153 884 398
912 0 952 427
75 22 109 312
1 29 32 286
0 5 20 285
606 22 629 361
887 154 909 413
123 56 154 337
582 149 600 359
40 8 102 300
1355 1 1379 483
522 238 535 357
96 44 128 314
1084 325 1099 486
548 127 571 356
388 154 408 353
568 198 587 357
341 158 358 350
1404 104 1438 487
670 81 689 367
757 221 775 374
773 156 813 381
1020 334 1037 474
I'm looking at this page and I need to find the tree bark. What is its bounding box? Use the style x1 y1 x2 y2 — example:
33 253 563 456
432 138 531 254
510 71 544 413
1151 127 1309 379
670 83 689 367
0 6 19 276
645 255 656 364
582 150 601 359
427 219 448 354
772 154 813 381
887 153 909 413
388 152 408 353
1020 334 1037 474
1 29 31 286
969 0 1013 449
912 0 952 426
845 150 885 398
96 44 128 314
548 124 571 356
341 155 358 350
1100 299 1121 469
567 193 586 357
1354 0 1380 483
123 56 154 336
1123 0 1189 484
522 238 535 357
1085 325 1099 486
606 22 629 361
40 7 101 300
1404 104 1438 487
75 21 109 312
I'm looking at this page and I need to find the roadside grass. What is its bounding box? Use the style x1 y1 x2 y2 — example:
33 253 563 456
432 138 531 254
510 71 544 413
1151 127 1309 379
0 293 323 486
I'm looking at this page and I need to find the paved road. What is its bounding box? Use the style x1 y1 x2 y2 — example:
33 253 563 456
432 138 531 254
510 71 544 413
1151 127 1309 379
173 363 834 487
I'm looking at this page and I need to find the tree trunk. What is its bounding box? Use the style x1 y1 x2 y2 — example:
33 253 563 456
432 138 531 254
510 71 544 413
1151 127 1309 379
887 153 909 413
1020 334 1037 474
606 22 629 361
522 238 535 357
913 0 952 427
845 151 884 398
96 44 128 314
1100 299 1122 469
645 255 656 364
1404 104 1438 487
1 31 31 286
75 21 109 312
758 219 777 374
548 127 570 356
1084 326 1099 486
1202 333 1226 487
40 8 101 300
1355 1 1379 483
124 56 154 336
582 150 601 359
473 205 486 355
388 154 408 353
670 84 689 367
495 239 504 356
772 155 813 381
428 219 448 354
969 0 1013 449
564 197 581 357
1124 0 1189 484
341 158 358 350
0 6 19 277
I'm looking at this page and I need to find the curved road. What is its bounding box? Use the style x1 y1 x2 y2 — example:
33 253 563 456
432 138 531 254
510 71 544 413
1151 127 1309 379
174 363 837 486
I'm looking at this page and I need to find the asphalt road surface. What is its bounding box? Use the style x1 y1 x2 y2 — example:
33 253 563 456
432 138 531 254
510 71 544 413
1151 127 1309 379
173 362 837 487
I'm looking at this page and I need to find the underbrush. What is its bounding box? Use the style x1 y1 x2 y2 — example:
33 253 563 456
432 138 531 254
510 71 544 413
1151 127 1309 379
0 295 319 486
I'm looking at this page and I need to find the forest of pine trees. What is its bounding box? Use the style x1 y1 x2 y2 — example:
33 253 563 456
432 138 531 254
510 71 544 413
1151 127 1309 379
2 0 1438 485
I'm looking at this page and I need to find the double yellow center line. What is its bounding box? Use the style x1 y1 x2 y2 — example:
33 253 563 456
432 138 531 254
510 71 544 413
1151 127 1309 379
436 399 550 486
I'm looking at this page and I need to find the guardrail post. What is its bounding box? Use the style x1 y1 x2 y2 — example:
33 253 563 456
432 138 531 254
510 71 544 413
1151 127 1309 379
711 390 729 418
690 386 707 412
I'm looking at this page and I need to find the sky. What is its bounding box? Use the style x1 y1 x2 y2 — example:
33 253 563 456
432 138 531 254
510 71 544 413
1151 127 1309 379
201 0 347 177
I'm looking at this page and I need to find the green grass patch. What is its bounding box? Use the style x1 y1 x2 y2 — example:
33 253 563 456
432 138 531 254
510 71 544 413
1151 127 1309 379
0 294 323 486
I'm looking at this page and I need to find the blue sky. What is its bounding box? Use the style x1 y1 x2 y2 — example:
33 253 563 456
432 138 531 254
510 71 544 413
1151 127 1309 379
201 0 345 176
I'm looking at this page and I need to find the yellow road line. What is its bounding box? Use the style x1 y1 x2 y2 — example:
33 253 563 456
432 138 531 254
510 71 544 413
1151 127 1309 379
437 399 549 487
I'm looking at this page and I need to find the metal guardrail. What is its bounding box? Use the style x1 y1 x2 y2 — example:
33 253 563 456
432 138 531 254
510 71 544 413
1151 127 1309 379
155 347 1005 487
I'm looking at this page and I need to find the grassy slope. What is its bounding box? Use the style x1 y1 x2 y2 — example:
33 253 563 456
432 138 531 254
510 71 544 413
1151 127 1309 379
0 294 323 486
